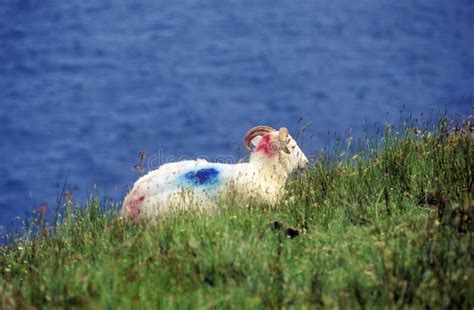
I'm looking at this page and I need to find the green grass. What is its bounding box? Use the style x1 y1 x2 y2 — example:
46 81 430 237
1 118 473 308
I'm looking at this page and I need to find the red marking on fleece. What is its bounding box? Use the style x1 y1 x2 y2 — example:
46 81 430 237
126 194 145 220
255 134 277 156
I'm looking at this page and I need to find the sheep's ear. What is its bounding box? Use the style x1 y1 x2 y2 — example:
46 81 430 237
279 127 291 154
250 136 263 147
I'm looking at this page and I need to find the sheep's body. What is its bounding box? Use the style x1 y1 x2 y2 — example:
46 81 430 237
122 127 308 221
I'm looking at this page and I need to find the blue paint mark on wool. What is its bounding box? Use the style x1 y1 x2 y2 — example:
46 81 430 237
183 168 220 186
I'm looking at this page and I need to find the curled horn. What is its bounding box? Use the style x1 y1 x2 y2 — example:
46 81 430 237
243 126 275 150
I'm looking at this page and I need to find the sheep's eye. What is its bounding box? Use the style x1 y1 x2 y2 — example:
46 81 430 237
292 145 296 149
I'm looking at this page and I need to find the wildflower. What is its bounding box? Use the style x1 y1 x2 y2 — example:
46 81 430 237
39 204 48 218
346 137 353 147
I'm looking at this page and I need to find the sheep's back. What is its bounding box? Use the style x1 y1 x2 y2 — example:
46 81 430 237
123 160 246 219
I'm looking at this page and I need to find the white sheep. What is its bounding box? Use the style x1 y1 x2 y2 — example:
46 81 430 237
121 126 308 221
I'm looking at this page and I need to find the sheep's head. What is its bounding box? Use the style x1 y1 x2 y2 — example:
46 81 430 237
243 126 309 173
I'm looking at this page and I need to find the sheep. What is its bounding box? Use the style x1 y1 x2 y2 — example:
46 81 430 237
121 126 309 221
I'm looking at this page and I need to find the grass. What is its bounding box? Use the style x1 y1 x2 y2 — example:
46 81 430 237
1 117 473 308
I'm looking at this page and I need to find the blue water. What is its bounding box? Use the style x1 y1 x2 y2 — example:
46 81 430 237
1 0 473 231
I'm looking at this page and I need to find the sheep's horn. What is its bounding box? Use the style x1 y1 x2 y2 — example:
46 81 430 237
243 126 275 150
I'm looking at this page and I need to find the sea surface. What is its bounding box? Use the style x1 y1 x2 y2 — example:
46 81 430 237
1 0 473 232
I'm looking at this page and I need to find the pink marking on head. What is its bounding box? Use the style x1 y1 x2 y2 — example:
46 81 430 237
255 134 278 156
125 194 145 220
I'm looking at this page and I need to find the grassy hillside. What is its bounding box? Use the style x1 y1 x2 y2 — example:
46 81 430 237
1 118 473 308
